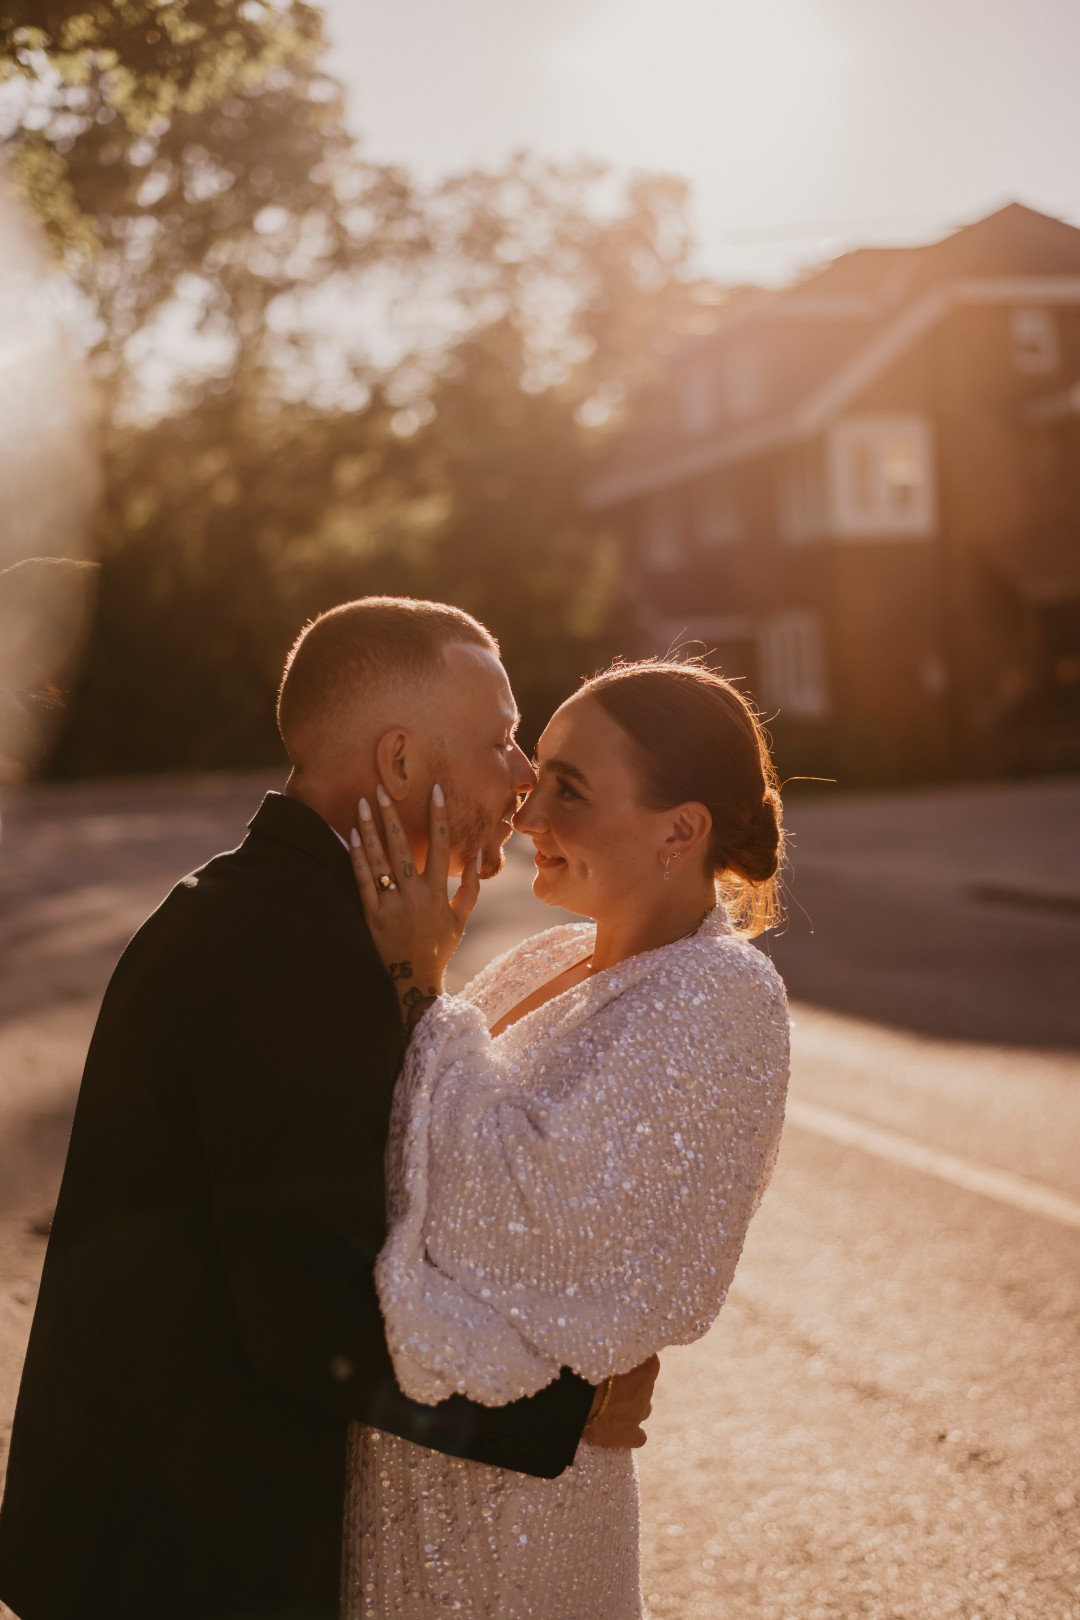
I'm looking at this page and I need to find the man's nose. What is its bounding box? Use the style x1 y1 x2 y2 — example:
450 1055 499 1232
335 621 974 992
509 741 536 797
512 785 545 834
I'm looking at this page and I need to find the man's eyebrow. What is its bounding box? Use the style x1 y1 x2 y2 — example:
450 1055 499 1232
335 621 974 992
540 755 591 789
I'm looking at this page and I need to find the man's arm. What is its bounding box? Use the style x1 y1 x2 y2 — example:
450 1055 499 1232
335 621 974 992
360 1345 657 1471
190 913 398 1405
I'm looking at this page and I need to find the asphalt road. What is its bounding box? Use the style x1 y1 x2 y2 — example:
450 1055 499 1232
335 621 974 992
1 773 1078 1619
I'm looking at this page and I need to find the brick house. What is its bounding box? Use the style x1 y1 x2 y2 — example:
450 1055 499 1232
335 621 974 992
585 203 1080 782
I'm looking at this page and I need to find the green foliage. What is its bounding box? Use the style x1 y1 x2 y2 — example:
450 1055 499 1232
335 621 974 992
2 3 713 776
51 383 430 773
2 0 423 404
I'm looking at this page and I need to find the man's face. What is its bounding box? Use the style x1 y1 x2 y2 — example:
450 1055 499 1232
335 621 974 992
425 644 535 878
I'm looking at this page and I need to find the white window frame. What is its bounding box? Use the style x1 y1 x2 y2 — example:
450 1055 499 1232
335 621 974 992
1010 307 1059 374
826 413 937 538
760 611 830 719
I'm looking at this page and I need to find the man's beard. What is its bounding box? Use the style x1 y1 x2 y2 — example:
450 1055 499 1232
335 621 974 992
434 754 514 879
452 800 507 878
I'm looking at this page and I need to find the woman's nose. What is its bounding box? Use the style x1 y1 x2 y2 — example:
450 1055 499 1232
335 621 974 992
512 786 546 834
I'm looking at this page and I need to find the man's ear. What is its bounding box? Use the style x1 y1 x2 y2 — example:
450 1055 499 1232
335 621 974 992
374 727 412 801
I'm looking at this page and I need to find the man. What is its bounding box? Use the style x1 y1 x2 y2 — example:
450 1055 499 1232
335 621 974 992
0 598 657 1620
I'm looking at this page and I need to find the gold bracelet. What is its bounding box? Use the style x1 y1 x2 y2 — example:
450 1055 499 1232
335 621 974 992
584 1374 615 1429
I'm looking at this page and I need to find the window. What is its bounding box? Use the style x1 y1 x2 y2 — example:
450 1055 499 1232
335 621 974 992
880 433 922 515
640 496 682 571
694 481 742 547
760 612 829 719
827 415 936 537
1011 308 1058 374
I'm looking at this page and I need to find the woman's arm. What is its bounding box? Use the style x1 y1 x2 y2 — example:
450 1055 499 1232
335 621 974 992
377 946 789 1406
346 779 788 1411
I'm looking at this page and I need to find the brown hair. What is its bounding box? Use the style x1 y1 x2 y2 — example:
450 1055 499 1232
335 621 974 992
277 596 498 758
581 658 785 936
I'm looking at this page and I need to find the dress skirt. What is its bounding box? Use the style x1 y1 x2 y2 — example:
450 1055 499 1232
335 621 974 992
342 1423 642 1619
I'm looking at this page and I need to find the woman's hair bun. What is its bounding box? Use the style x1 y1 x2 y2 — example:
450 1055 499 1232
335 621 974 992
728 789 782 884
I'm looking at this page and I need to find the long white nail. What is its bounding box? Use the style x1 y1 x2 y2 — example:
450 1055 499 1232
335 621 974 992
349 827 360 848
476 850 484 873
376 784 391 807
433 783 445 808
358 797 372 821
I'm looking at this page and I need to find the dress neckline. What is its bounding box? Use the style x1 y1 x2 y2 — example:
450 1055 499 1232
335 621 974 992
486 905 732 1041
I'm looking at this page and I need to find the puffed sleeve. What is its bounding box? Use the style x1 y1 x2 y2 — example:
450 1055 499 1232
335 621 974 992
375 941 789 1407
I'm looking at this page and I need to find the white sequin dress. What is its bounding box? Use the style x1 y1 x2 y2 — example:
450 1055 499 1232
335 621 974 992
342 907 789 1618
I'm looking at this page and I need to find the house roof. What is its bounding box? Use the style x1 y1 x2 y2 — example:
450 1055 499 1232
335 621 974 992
587 203 1080 509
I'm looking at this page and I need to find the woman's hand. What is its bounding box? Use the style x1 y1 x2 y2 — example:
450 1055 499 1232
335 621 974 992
349 783 482 1035
584 1355 660 1450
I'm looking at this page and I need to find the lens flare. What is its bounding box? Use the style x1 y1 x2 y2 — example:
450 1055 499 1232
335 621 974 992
0 177 100 783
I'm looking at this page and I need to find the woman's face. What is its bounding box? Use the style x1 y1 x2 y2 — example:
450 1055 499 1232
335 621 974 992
513 693 673 918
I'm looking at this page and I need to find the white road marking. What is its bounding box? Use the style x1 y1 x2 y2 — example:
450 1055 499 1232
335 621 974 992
786 1097 1080 1231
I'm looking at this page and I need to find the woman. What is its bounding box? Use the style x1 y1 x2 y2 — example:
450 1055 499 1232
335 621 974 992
343 659 790 1618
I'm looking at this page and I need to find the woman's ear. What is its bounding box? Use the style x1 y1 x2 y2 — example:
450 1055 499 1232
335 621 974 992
663 802 713 861
374 727 411 801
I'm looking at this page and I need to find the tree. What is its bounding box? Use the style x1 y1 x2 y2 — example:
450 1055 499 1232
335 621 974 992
3 6 721 775
349 158 721 737
0 0 424 412
0 0 429 774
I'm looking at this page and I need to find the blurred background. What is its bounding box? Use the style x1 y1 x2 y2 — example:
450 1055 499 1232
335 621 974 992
1 0 1079 782
1 4 1078 1617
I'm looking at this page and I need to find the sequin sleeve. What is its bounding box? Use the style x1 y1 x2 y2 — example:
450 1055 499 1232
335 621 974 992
375 934 789 1407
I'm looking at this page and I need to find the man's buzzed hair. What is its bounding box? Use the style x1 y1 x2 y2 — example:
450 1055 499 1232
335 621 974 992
277 596 498 761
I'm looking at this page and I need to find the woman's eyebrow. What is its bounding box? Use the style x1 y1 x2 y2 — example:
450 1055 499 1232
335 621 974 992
540 756 591 789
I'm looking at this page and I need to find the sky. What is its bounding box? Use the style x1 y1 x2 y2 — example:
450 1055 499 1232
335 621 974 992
322 0 1080 287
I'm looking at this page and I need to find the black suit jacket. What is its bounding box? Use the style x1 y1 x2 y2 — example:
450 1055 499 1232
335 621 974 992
0 794 592 1620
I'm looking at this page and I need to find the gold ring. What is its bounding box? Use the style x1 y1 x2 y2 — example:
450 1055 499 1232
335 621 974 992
377 874 398 892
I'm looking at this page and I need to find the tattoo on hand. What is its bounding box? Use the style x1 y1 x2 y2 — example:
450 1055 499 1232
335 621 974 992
402 862 415 878
387 961 413 982
401 985 439 1035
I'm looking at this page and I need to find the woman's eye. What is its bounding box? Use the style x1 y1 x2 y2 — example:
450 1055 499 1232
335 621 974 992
556 778 582 802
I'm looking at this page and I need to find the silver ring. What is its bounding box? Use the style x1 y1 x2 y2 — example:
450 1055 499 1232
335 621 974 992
377 874 398 892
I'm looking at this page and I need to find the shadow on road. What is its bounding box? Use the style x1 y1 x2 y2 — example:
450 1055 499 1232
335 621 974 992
766 867 1080 1053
